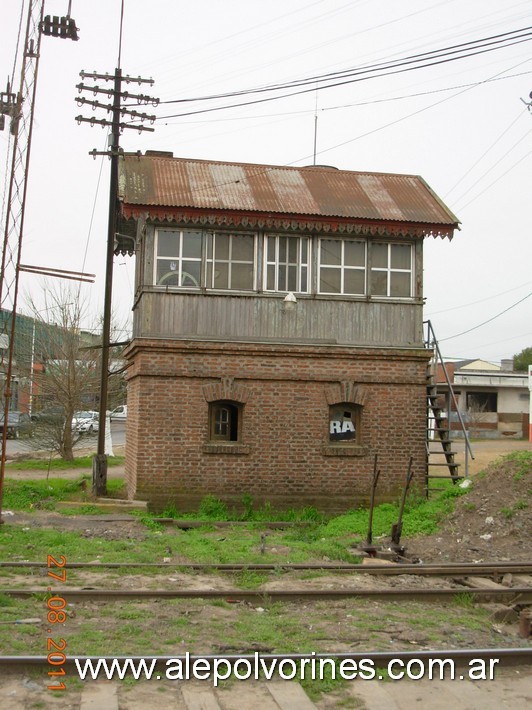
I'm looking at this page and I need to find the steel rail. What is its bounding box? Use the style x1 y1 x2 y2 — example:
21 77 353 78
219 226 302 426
4 587 532 603
2 561 532 576
0 648 530 671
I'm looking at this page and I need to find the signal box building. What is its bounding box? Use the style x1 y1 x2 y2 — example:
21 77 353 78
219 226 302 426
117 153 459 511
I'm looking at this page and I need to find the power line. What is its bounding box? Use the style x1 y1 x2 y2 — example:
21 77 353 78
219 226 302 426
425 280 532 316
156 26 532 116
158 70 532 127
438 292 532 342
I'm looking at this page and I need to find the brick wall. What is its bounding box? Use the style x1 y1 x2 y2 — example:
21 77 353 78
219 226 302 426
124 338 431 512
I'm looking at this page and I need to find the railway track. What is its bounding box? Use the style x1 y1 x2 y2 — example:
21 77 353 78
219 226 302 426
2 560 532 577
3 586 532 604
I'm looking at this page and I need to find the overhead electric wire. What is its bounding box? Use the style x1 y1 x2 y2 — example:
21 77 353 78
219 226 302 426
157 70 532 127
154 29 532 121
160 26 532 107
438 292 532 342
289 57 527 167
455 147 532 211
426 280 532 316
444 108 528 197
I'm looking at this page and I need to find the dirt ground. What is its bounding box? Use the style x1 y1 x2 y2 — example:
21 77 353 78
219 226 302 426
1 439 531 708
417 438 532 563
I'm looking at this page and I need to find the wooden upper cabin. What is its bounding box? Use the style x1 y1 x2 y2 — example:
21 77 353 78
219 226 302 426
116 152 459 347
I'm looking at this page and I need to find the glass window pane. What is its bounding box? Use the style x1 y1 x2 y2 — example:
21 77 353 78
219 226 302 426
372 243 388 268
266 264 275 290
206 262 213 287
267 237 276 262
278 265 286 292
157 231 180 257
287 265 297 291
182 231 202 258
232 234 254 261
321 240 341 265
213 262 229 288
301 238 308 262
206 233 213 260
344 269 365 295
320 267 341 293
344 240 365 267
181 261 201 287
288 238 298 263
300 267 308 293
390 271 411 297
215 234 230 260
278 237 287 263
371 269 388 296
157 261 179 285
390 244 411 269
231 263 254 290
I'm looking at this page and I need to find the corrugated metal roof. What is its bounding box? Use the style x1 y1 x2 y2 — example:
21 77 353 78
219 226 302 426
119 153 459 232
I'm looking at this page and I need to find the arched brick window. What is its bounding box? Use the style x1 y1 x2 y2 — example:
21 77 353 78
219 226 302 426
329 403 361 443
209 401 241 442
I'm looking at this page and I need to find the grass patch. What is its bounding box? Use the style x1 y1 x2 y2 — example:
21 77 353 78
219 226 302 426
509 451 532 481
160 496 325 524
5 455 124 471
2 477 126 511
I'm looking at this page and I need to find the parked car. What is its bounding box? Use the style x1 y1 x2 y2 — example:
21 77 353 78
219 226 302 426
110 405 127 421
72 411 99 434
0 411 34 439
30 405 65 423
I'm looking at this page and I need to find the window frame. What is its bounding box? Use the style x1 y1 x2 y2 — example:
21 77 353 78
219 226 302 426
328 403 362 444
263 234 310 294
317 238 367 296
154 229 203 288
154 228 257 292
369 242 413 299
209 400 242 442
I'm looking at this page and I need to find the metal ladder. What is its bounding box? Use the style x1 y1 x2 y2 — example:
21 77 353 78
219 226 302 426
424 320 474 493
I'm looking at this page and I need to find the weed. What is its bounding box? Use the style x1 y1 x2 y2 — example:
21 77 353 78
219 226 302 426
2 477 125 511
233 569 269 589
462 502 476 512
501 499 529 519
198 495 229 520
508 451 532 481
453 592 475 608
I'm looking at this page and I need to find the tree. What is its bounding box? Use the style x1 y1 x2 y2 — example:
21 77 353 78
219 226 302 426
513 347 532 372
25 284 101 461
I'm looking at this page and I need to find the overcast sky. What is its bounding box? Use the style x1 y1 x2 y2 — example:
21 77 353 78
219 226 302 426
1 0 531 364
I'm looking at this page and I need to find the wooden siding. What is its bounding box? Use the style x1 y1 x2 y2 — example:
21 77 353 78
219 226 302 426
133 292 424 347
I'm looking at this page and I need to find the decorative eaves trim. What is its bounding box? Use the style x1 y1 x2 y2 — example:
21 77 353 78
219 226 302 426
120 206 454 239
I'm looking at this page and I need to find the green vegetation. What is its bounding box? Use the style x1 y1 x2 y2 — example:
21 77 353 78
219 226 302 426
0 472 470 566
2 477 125 510
513 345 532 372
508 450 532 481
160 495 324 524
5 455 124 471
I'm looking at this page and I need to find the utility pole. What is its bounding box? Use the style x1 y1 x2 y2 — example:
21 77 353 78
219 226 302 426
75 70 157 495
0 1 79 525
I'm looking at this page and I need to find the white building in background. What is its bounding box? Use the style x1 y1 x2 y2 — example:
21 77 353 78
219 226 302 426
437 359 530 439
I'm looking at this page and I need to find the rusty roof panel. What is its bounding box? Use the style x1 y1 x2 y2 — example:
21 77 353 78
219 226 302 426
120 154 459 230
